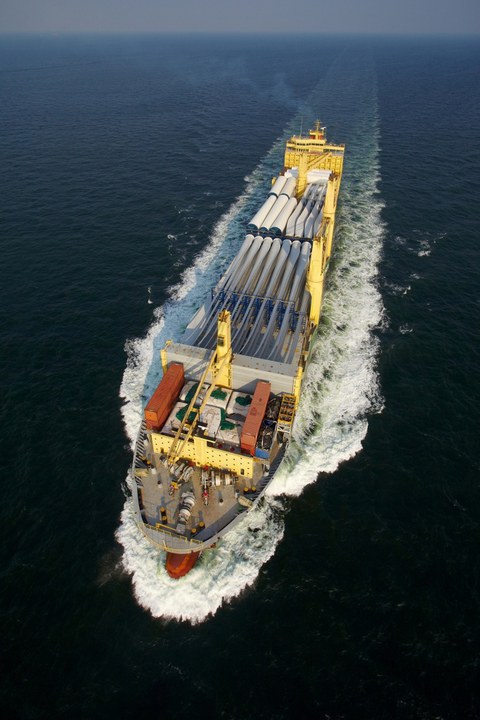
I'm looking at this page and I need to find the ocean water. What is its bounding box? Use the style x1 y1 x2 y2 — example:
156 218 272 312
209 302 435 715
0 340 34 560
1 34 479 719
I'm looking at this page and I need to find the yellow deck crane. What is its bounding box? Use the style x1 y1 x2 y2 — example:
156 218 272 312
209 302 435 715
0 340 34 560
166 310 232 466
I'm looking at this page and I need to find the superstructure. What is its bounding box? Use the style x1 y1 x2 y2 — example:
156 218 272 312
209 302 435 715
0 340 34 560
131 123 345 577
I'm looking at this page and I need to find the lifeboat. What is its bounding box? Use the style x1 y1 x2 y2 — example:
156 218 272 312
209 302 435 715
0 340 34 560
166 551 201 579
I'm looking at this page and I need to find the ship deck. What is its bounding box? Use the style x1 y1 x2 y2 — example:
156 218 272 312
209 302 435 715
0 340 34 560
136 446 268 544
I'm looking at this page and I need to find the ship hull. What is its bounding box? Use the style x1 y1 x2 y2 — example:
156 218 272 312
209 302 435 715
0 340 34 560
166 551 201 579
128 122 344 578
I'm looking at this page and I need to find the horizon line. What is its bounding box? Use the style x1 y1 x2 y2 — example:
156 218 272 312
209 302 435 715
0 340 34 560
0 30 479 37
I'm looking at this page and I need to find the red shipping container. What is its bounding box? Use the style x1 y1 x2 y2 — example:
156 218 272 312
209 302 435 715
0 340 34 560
241 381 271 455
144 363 184 430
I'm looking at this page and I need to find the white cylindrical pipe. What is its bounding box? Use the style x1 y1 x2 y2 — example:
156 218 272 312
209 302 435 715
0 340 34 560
240 236 274 297
238 239 292 356
186 234 256 345
259 194 289 232
253 241 302 358
268 243 311 362
270 197 298 236
285 201 305 236
313 183 327 206
194 235 264 348
294 204 311 237
301 184 315 201
283 289 311 365
232 238 282 349
280 176 297 198
307 169 331 185
247 195 277 232
303 207 319 240
268 176 287 197
217 235 255 292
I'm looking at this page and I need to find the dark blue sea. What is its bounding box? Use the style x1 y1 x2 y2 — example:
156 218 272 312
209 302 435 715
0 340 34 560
1 33 480 719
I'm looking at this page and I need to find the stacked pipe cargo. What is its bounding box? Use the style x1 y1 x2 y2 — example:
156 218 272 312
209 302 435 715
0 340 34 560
259 194 289 233
270 197 298 236
240 380 271 455
144 363 185 430
268 175 287 197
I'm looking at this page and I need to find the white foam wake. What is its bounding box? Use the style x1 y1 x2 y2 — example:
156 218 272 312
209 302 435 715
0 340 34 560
268 166 384 495
116 497 285 623
117 83 385 625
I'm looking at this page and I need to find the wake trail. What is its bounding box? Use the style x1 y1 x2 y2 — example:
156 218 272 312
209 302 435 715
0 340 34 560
116 52 386 623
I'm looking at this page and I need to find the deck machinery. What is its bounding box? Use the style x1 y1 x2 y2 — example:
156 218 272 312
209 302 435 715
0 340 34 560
131 123 345 577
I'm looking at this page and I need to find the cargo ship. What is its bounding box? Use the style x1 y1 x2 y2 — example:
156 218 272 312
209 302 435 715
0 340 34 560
130 122 344 578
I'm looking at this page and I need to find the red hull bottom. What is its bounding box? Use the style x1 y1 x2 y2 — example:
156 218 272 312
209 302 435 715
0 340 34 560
166 551 201 579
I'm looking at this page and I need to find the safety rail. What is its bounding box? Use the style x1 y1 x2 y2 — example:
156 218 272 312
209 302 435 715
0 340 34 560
145 521 202 543
139 520 203 551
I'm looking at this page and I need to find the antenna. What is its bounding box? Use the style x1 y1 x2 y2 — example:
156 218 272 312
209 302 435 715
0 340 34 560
299 116 303 137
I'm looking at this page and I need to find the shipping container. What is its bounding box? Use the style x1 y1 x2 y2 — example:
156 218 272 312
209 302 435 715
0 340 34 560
241 381 271 455
144 363 184 430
